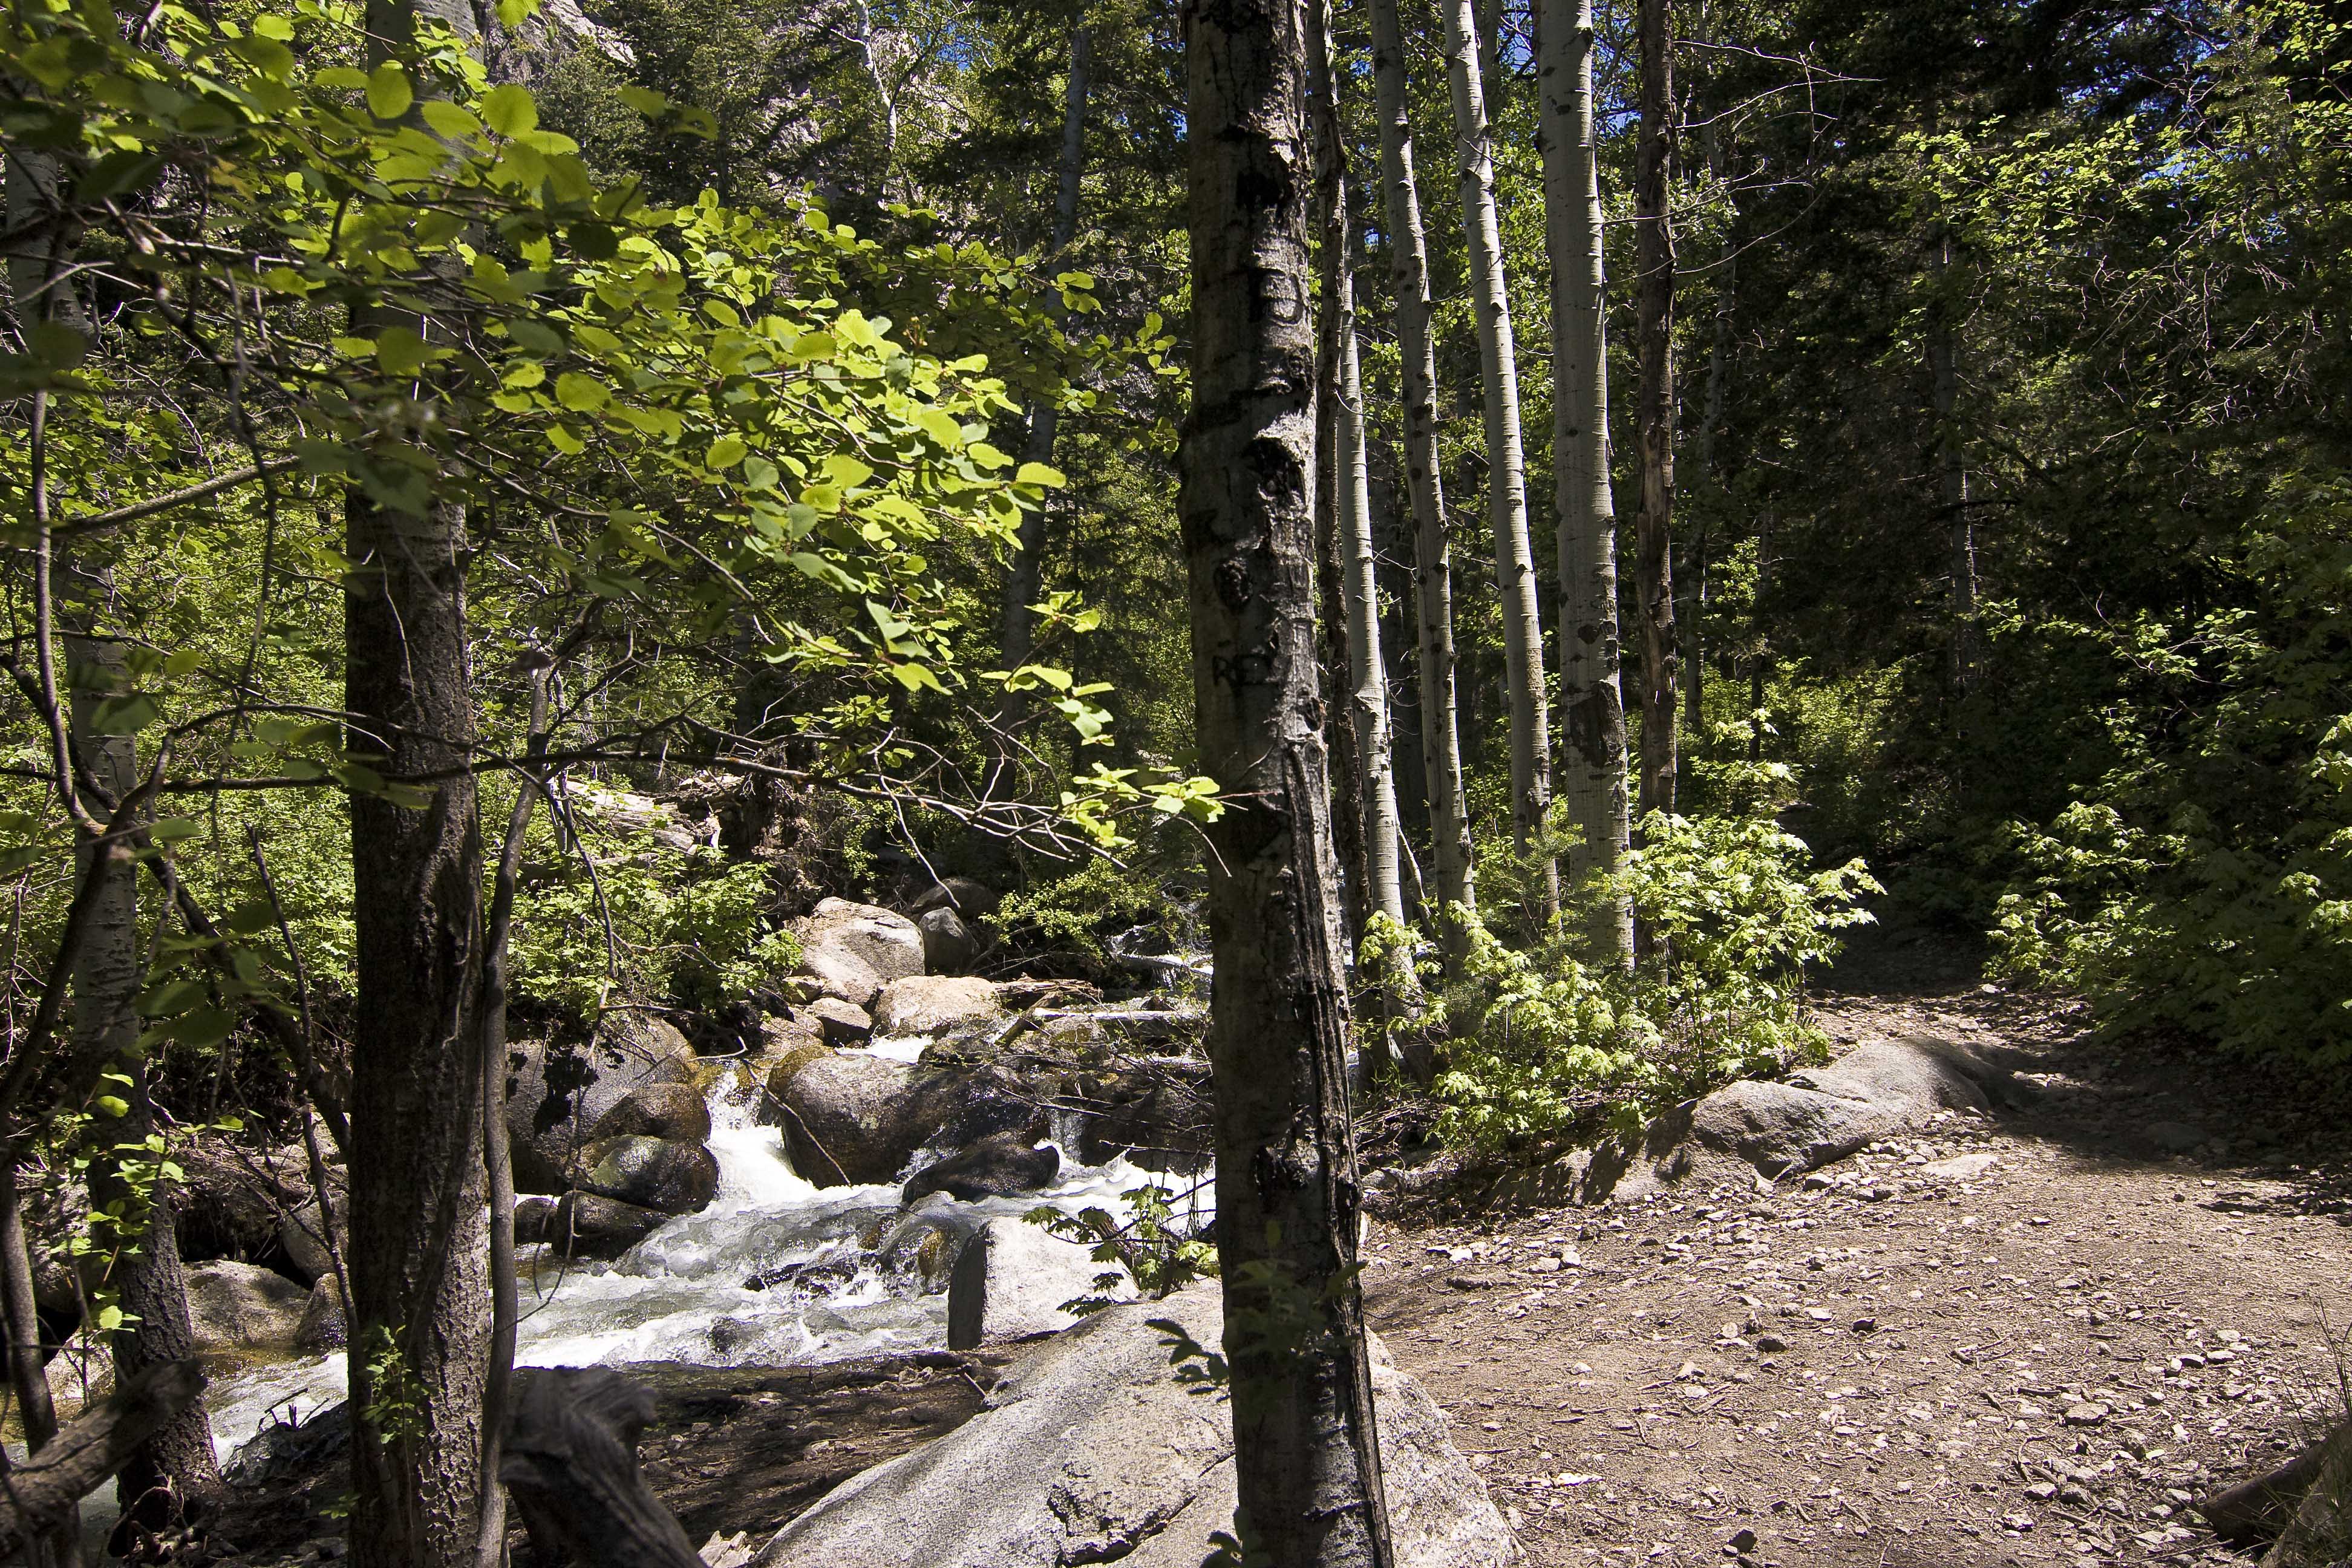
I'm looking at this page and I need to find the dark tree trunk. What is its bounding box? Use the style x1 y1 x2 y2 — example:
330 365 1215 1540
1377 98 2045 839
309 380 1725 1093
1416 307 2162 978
1180 0 1394 1554
1632 0 1679 824
345 12 490 1568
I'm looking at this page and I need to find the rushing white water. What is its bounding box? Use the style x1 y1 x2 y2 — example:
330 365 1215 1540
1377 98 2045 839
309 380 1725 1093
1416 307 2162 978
204 1070 1209 1462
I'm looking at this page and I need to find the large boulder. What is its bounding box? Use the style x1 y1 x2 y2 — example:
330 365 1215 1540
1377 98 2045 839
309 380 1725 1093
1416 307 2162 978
1068 1060 1214 1172
185 1260 310 1354
44 1329 112 1418
505 1014 700 1195
901 1133 1059 1206
763 1052 1041 1189
945 1216 1128 1350
175 1137 310 1264
586 1082 713 1145
1685 1080 1901 1178
549 1192 670 1259
759 1282 1520 1568
576 1135 720 1215
786 900 926 1010
915 907 980 975
278 1198 345 1285
1789 1033 2001 1117
872 976 1000 1039
806 998 874 1046
294 1275 347 1353
909 877 1001 922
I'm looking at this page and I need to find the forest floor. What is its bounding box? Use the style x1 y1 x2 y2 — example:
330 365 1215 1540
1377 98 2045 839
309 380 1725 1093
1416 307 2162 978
1365 926 2352 1568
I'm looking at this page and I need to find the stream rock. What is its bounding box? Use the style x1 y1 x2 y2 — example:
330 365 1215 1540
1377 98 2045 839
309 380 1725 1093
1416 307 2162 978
944 1216 1130 1349
1068 1060 1214 1172
909 876 1001 921
294 1275 347 1353
901 1133 1059 1206
506 1014 701 1195
785 900 926 1008
177 1137 310 1264
549 1191 671 1258
185 1260 310 1354
872 976 999 1038
763 1051 1040 1189
577 1134 721 1214
278 1197 345 1285
760 1282 1520 1568
806 998 874 1046
914 907 979 973
586 1082 713 1145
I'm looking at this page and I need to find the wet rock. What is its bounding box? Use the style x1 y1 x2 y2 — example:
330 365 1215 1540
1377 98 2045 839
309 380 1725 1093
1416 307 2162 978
873 976 999 1039
294 1275 347 1353
764 1051 924 1186
587 1082 713 1145
909 877 1001 922
505 1014 700 1195
577 1135 720 1215
875 1204 984 1293
901 1134 1060 1206
549 1192 670 1258
1069 1060 1214 1173
806 998 874 1046
763 1053 1041 1189
945 1216 1133 1351
915 907 980 975
768 1282 1520 1568
185 1259 310 1354
279 1198 346 1285
512 1194 557 1245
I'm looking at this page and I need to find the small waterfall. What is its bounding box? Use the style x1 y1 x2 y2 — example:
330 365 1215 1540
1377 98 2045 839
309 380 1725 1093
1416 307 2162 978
204 1070 1210 1461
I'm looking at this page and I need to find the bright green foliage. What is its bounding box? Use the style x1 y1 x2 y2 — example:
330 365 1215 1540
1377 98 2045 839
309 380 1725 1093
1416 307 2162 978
1027 1178 1218 1314
1422 793 1878 1152
506 829 802 1020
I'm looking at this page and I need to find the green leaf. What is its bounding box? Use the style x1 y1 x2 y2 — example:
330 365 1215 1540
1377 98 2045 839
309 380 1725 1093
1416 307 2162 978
148 817 201 842
554 373 609 411
508 318 566 356
90 693 159 734
28 320 87 370
365 63 414 121
482 85 540 138
375 324 427 377
74 150 162 202
92 1096 129 1118
705 435 746 469
1014 461 1065 488
420 99 483 142
616 84 669 117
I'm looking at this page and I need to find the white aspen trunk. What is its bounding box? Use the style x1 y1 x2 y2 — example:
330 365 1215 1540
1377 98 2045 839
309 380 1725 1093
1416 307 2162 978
999 25 1093 677
1439 0 1557 918
1367 0 1477 937
1632 0 1679 829
1538 0 1633 965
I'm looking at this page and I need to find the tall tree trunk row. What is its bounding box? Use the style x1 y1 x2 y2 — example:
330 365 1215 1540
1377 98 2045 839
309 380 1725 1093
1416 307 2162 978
1633 0 1679 826
1439 0 1557 916
1538 0 1634 964
1366 0 1477 938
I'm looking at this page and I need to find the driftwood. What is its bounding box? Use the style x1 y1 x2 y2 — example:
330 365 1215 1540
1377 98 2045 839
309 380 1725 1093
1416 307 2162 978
2197 1423 2351 1552
2268 1422 2352 1567
0 1357 206 1557
500 1369 702 1568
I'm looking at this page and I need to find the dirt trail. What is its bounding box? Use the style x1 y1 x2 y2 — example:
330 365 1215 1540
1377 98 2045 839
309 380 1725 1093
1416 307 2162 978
1368 936 2352 1568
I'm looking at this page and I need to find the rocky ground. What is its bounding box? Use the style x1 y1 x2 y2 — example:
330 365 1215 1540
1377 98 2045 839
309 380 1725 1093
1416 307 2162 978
1365 934 2352 1568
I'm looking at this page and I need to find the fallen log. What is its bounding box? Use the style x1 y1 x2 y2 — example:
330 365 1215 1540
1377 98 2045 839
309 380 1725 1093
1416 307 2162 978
2267 1421 2352 1567
0 1357 206 1557
500 1368 702 1568
2197 1422 2349 1549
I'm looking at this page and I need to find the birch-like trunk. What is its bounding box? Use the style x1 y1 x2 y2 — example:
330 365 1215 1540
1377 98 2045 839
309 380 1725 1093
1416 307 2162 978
68 637 223 1530
1930 236 1976 696
1308 0 1406 940
999 25 1093 678
1439 0 1557 915
1632 0 1679 822
347 5 490 1564
1367 0 1476 935
1538 0 1633 964
1181 0 1394 1551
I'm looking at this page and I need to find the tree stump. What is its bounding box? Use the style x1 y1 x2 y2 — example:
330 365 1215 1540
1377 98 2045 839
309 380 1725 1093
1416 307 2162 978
500 1368 703 1568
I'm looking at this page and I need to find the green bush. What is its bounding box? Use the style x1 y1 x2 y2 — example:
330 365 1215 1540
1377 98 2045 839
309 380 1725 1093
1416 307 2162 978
509 832 801 1021
1990 484 2352 1067
1422 789 1878 1153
